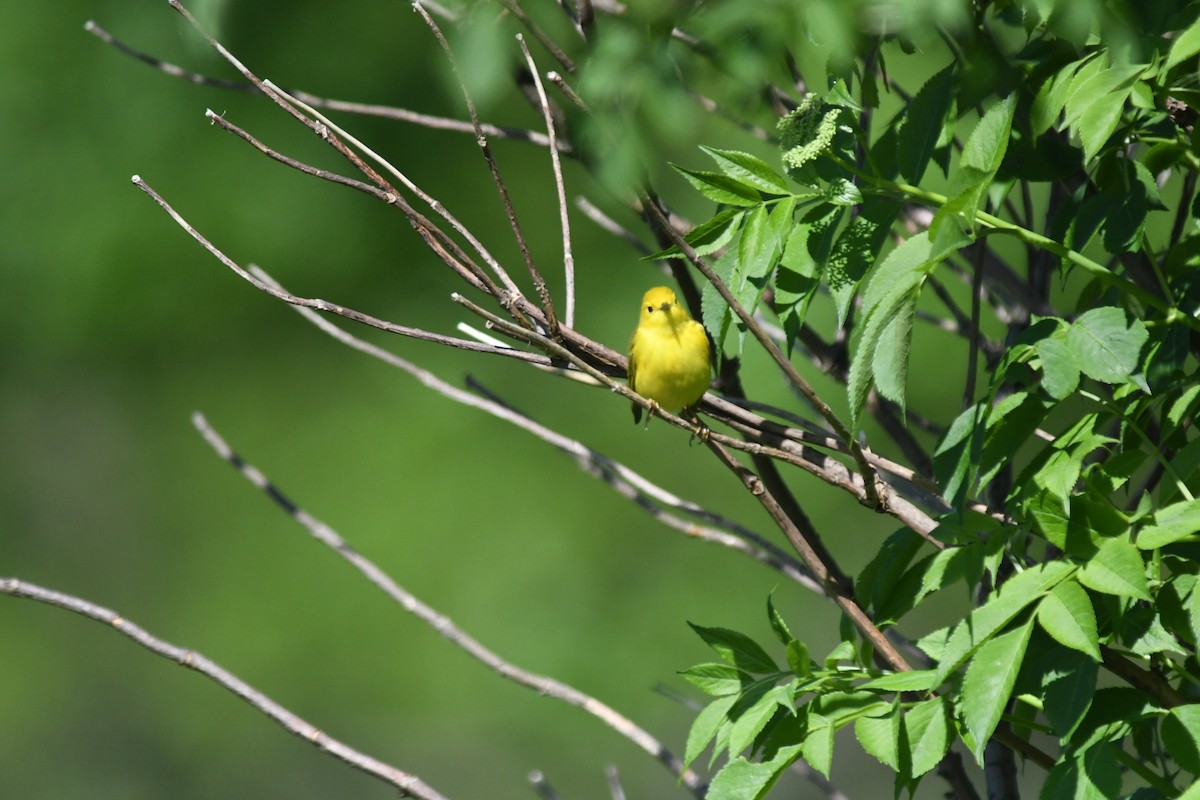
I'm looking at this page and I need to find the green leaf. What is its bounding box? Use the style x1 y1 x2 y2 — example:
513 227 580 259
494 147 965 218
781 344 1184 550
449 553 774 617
1077 536 1150 600
729 683 795 757
689 624 780 673
1042 651 1097 737
1167 17 1200 70
961 94 1018 175
702 146 790 194
647 207 744 259
680 663 756 696
766 594 795 646
1162 704 1200 774
671 165 763 207
897 65 955 183
872 292 917 415
848 231 937 430
801 714 834 778
1037 334 1081 399
933 561 1072 685
1066 307 1149 384
826 199 903 326
1037 580 1101 661
1041 744 1122 800
855 709 899 770
705 744 802 800
684 694 737 769
904 695 952 778
961 616 1034 762
1031 56 1088 136
1137 498 1200 549
737 204 776 279
1066 63 1146 162
860 669 939 692
786 640 810 677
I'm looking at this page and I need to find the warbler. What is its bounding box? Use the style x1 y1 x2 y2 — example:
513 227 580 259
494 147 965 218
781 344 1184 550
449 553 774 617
627 286 712 424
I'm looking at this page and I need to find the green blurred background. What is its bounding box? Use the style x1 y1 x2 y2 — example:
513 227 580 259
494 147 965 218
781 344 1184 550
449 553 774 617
1 2 970 797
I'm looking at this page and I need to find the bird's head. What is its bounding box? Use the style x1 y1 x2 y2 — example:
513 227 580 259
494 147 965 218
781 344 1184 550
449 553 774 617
639 286 690 330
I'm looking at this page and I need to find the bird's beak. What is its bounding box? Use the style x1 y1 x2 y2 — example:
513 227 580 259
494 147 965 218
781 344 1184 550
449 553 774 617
657 302 671 312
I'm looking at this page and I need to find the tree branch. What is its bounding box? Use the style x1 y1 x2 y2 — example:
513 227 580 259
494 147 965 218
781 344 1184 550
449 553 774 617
0 578 450 800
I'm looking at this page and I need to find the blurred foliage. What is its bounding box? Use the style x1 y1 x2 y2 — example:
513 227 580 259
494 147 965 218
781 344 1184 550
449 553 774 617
10 0 1200 799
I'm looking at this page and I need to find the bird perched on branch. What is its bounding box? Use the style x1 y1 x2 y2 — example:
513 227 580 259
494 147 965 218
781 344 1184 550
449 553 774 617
627 286 712 425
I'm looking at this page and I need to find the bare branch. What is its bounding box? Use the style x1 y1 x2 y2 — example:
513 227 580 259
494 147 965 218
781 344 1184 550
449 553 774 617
83 20 560 150
413 2 559 336
0 578 449 800
129 176 543 366
517 35 576 328
191 413 707 796
496 0 576 73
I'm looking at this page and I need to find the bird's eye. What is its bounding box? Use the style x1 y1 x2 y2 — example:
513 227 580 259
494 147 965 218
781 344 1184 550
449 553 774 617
647 305 654 313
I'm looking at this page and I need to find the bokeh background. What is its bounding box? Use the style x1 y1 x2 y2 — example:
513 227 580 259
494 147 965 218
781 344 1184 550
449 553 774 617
1 2 978 798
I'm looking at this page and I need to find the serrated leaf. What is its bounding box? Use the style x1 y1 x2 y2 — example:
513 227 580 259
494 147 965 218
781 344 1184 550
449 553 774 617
1077 536 1150 600
766 594 795 646
1037 580 1101 661
826 199 903 326
855 710 899 770
848 232 937 430
1167 17 1200 70
684 694 738 770
1137 498 1200 549
689 624 780 673
961 616 1034 762
1066 307 1149 384
904 696 952 778
786 640 810 677
702 146 790 194
1064 63 1146 163
1162 705 1200 774
933 561 1072 685
1042 652 1097 737
1041 745 1122 800
860 669 940 692
705 744 802 800
872 292 917 414
672 165 764 207
647 207 744 260
1032 57 1088 136
680 663 756 696
961 94 1018 174
897 65 955 183
737 205 774 280
1037 334 1081 399
729 683 795 757
801 715 834 778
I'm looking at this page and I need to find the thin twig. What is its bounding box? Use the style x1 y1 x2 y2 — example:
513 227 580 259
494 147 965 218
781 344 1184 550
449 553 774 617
574 197 651 255
129 176 544 366
413 2 558 336
84 20 561 149
166 0 528 313
0 578 449 800
191 414 707 796
517 35 576 328
605 765 626 800
496 0 576 73
528 770 564 800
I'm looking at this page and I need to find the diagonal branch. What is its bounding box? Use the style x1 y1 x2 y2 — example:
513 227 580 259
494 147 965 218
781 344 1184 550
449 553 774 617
517 34 576 328
0 578 449 800
190 413 707 797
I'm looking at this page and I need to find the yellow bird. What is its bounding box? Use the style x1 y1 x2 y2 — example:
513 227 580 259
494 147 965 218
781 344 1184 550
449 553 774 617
628 286 712 424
